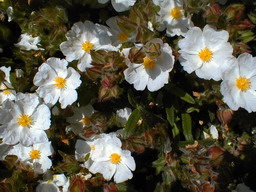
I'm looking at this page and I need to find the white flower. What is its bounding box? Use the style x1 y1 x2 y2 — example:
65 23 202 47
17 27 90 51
75 139 91 163
15 69 24 78
36 182 59 192
15 33 43 51
123 38 174 92
98 0 136 12
106 16 136 46
89 143 135 183
232 183 254 192
6 6 13 22
0 143 11 160
75 133 121 163
60 21 116 72
209 125 218 139
220 53 256 112
116 107 132 125
33 57 81 109
75 133 136 183
66 105 95 134
178 24 233 81
6 141 53 174
153 0 193 37
36 173 70 192
0 66 16 104
0 93 51 146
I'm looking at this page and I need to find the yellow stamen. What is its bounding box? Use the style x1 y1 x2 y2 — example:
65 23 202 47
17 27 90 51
236 76 251 91
118 32 128 43
80 116 91 126
91 145 96 151
198 48 213 62
17 114 32 127
143 57 156 70
54 77 66 89
29 149 41 159
82 41 94 52
110 153 121 164
47 180 53 183
3 90 11 95
170 8 182 19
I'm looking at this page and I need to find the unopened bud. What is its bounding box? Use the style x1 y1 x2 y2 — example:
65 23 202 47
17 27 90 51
208 146 224 161
217 108 233 125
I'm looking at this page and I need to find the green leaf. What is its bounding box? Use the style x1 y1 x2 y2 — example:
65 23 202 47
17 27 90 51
172 124 180 139
248 12 256 24
167 84 195 104
166 107 180 138
125 109 141 136
55 151 81 174
186 107 199 113
127 89 138 108
208 110 215 122
181 113 193 141
152 155 166 175
166 107 176 126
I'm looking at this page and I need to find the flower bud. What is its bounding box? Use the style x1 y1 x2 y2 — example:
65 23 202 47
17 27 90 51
217 108 233 125
208 146 224 161
69 175 86 192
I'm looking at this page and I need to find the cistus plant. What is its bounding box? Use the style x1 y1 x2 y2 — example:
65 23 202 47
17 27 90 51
0 0 256 192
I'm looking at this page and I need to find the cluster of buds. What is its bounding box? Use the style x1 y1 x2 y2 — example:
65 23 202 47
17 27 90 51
86 50 126 101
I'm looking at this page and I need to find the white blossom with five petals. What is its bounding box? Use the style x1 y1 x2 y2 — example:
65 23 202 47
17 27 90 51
75 133 136 183
5 141 53 174
0 93 51 146
36 173 70 192
33 57 81 109
123 38 174 92
220 53 256 112
153 0 193 37
178 24 234 81
60 21 116 72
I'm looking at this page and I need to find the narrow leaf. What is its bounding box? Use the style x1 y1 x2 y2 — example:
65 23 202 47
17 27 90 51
127 89 138 108
125 109 141 136
166 107 180 138
167 84 195 104
186 107 199 113
166 107 175 126
181 113 193 141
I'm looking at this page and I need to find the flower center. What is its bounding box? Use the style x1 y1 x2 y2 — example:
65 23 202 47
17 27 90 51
29 149 41 159
170 8 182 19
118 32 128 43
198 48 213 62
110 153 121 164
90 145 96 151
17 114 32 127
3 90 11 95
82 41 94 52
80 116 91 126
143 57 156 70
236 76 251 91
54 77 66 89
